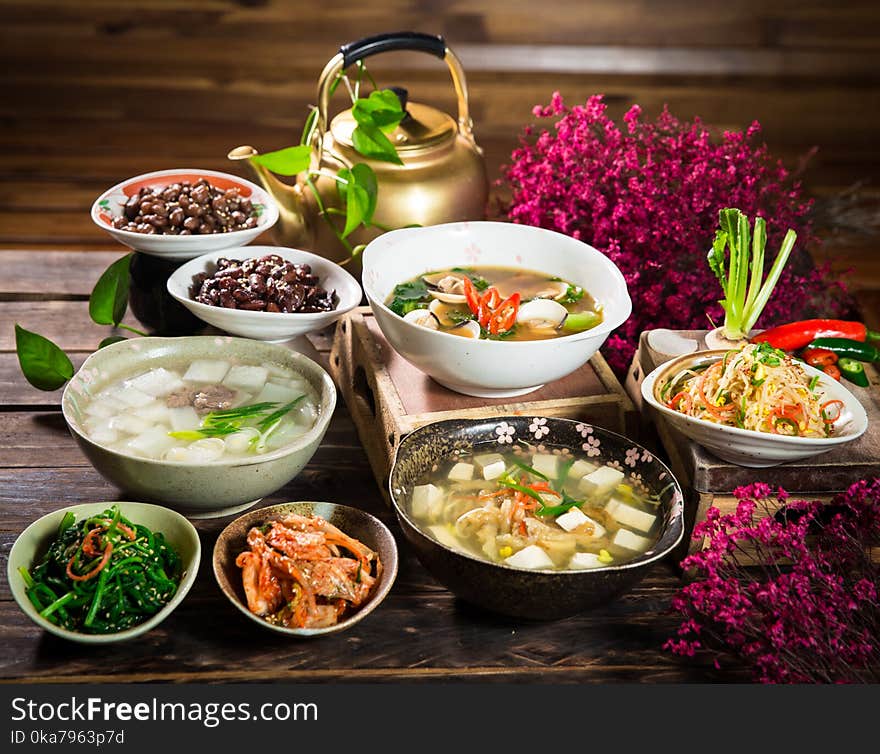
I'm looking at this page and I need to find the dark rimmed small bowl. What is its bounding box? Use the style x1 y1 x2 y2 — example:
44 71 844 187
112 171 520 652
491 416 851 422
213 501 398 637
389 416 684 620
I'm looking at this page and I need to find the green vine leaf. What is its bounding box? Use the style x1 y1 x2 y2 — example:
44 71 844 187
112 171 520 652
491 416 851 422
89 253 133 327
337 164 378 238
98 335 128 349
250 145 311 176
352 122 403 165
14 324 74 391
352 89 405 134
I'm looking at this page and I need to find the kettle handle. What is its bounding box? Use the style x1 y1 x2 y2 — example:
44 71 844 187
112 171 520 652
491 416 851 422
313 31 476 164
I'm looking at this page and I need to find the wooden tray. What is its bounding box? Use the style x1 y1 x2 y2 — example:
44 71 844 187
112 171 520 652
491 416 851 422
329 307 638 499
625 329 880 556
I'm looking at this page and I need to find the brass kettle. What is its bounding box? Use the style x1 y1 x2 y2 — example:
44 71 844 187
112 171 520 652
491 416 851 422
229 32 489 271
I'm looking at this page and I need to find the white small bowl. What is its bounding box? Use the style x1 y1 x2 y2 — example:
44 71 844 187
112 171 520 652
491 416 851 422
91 168 279 260
166 246 362 342
641 349 869 467
8 501 200 644
361 221 632 398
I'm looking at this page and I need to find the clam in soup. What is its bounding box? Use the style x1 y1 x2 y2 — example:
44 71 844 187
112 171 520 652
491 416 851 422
386 266 603 340
406 447 662 570
79 359 320 462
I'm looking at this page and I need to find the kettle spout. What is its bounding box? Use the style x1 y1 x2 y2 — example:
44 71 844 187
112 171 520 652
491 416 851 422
227 145 308 245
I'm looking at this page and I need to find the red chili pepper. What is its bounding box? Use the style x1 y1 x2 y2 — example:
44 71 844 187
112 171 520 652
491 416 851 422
822 364 841 381
751 320 879 352
462 277 481 316
801 347 838 368
481 286 502 310
487 293 520 334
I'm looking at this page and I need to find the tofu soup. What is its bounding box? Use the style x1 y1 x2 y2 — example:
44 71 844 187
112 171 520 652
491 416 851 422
405 447 663 570
79 359 320 462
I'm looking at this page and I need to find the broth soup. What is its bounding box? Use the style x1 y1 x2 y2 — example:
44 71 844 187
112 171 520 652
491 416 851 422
405 446 662 570
385 266 603 341
78 358 320 462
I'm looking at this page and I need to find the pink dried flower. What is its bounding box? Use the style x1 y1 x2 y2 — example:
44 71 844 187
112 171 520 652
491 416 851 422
665 479 880 683
501 94 853 373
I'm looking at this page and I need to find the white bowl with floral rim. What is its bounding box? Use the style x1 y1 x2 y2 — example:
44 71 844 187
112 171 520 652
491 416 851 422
91 168 279 260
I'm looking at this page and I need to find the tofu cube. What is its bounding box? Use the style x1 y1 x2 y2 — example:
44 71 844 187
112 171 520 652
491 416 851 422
222 365 269 393
474 453 506 480
448 462 474 482
531 453 558 479
428 524 459 549
569 552 603 570
254 381 303 406
568 459 598 479
127 368 185 397
505 545 555 570
168 405 202 432
109 414 152 436
580 466 625 498
612 528 653 552
126 426 177 459
605 497 657 533
555 507 607 537
183 359 231 384
410 484 444 520
116 386 156 408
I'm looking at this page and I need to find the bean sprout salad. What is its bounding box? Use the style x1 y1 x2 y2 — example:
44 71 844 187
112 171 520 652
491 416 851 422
661 342 845 437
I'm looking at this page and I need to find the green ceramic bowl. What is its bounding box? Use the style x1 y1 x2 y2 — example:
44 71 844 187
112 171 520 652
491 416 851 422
62 336 337 518
8 501 201 644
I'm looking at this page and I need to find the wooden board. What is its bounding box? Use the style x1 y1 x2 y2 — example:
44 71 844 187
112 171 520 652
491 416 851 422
329 307 638 498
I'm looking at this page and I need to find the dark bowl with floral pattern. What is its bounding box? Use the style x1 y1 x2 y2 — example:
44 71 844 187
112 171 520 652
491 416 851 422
389 416 684 620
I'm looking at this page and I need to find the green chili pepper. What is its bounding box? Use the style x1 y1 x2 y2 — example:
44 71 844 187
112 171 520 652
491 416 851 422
773 416 800 436
805 338 880 363
837 357 870 387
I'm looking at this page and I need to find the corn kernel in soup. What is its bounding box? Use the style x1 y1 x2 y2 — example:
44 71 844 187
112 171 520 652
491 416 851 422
79 359 319 462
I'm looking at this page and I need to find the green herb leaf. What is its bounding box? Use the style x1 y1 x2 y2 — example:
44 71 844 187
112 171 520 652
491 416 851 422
89 253 132 327
98 335 127 349
351 121 403 165
352 89 405 134
336 163 378 238
14 324 74 391
509 458 550 481
559 285 585 304
249 145 311 176
535 492 584 518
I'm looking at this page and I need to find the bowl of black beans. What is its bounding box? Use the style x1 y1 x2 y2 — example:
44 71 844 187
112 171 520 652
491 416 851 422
166 246 363 341
91 169 279 260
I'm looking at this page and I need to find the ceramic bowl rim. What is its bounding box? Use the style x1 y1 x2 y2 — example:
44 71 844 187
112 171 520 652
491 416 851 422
61 336 337 469
8 501 201 644
641 348 869 447
388 416 685 575
89 167 279 244
166 245 363 325
361 221 632 348
212 501 399 637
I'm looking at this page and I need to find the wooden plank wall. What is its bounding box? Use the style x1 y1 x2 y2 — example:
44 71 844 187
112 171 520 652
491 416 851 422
1 0 878 320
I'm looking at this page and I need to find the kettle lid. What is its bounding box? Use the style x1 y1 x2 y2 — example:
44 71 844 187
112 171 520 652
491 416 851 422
330 99 457 155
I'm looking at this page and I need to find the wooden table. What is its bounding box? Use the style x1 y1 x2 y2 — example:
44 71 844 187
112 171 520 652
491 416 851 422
0 249 748 684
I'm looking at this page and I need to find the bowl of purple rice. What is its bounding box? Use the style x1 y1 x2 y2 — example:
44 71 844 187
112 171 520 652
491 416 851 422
166 246 362 342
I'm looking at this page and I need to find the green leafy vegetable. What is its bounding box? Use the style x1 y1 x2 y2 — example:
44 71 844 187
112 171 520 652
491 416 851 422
451 268 490 291
535 491 585 518
388 280 430 316
559 285 585 304
249 145 311 176
336 163 378 238
89 253 133 327
14 324 74 391
707 208 797 340
168 399 305 449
